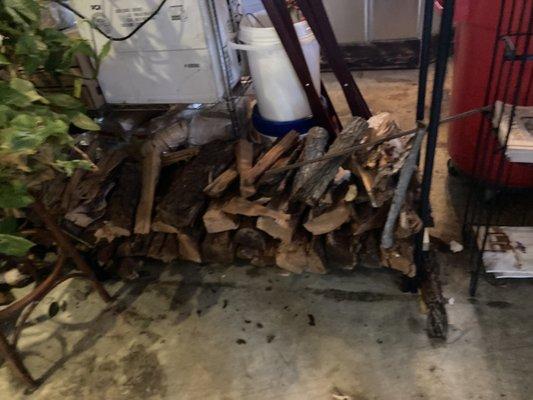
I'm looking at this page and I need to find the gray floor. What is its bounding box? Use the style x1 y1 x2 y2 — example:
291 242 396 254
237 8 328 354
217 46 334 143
2 69 533 400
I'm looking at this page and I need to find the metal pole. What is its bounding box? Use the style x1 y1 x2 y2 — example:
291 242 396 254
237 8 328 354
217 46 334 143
205 0 240 137
416 0 435 122
417 0 455 252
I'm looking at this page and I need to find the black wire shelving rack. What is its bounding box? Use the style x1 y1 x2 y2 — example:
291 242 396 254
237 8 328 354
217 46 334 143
458 0 533 297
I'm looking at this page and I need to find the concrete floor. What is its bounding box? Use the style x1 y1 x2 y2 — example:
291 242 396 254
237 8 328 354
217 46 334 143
2 69 533 400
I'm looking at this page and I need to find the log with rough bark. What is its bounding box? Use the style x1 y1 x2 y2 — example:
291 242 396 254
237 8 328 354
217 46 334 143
134 120 189 234
243 131 300 185
94 162 141 242
153 140 235 233
291 127 329 196
292 117 368 206
235 139 255 198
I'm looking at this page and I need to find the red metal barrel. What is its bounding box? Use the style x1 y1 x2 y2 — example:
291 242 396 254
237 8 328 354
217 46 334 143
448 0 533 188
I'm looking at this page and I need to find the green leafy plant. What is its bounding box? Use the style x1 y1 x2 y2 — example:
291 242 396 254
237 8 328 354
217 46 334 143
0 0 108 257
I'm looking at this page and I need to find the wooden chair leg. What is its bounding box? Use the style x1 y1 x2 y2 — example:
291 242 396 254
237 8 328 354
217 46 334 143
0 332 37 387
32 201 113 303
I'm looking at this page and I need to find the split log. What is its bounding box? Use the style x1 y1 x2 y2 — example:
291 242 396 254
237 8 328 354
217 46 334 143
292 117 369 206
134 149 162 234
243 131 300 185
235 139 255 198
134 120 189 234
202 201 239 234
75 147 128 204
291 127 329 196
161 147 200 167
203 165 238 198
303 202 352 235
380 240 416 277
306 236 327 274
275 235 308 274
94 162 141 242
177 230 202 263
202 231 235 264
222 197 290 222
64 183 114 228
257 141 302 197
234 227 267 251
256 195 297 242
117 257 141 281
153 140 235 232
325 225 359 269
147 232 167 260
147 234 180 263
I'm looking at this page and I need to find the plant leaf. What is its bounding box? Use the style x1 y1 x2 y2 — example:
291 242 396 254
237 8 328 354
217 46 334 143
46 93 84 109
70 113 100 131
10 77 48 104
0 234 35 257
0 181 33 208
0 217 18 234
0 54 10 65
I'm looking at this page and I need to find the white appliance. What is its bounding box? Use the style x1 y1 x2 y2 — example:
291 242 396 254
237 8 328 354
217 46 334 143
71 0 241 104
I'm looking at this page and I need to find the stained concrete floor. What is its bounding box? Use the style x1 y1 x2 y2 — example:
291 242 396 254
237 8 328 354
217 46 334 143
2 68 533 400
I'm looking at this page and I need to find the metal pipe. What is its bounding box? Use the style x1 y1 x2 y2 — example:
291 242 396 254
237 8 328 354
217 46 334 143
416 0 435 122
417 0 455 246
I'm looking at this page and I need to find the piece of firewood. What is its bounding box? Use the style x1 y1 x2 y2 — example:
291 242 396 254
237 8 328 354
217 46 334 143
380 240 416 277
292 118 368 206
291 127 329 196
275 236 307 274
325 225 359 269
203 165 238 198
134 120 189 234
76 147 128 204
202 231 235 264
161 147 200 167
153 140 235 232
134 149 161 234
203 201 239 233
257 141 302 197
303 202 352 235
147 232 167 260
243 131 300 185
177 230 202 263
94 162 141 242
150 234 180 263
222 197 290 222
256 195 297 242
234 227 267 251
306 236 327 274
235 139 255 197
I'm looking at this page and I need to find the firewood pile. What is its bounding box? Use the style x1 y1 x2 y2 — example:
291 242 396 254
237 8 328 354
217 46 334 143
42 108 422 280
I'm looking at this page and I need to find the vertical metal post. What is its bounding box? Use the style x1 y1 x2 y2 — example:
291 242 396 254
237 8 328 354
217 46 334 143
205 0 240 137
416 0 435 122
418 0 455 231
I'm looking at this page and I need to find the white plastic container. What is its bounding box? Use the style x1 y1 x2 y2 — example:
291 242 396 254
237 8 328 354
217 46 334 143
230 12 320 122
